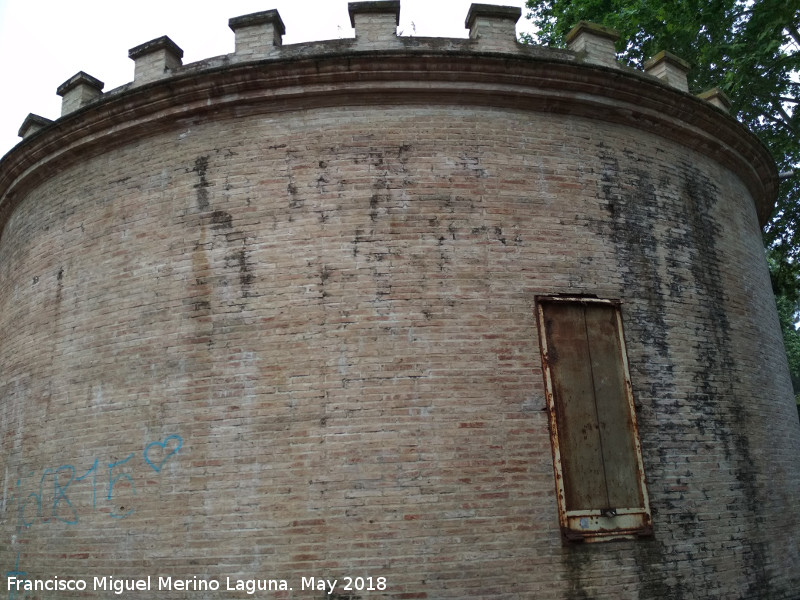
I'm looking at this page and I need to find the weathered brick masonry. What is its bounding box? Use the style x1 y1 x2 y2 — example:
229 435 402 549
1 3 798 599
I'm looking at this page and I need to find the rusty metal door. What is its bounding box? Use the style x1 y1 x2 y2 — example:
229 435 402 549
536 297 651 541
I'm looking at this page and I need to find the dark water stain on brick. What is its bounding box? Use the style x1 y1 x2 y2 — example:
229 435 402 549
493 226 506 245
285 149 303 209
319 264 332 299
561 545 593 600
369 194 381 222
191 236 213 318
593 150 672 364
634 540 688 600
352 228 365 257
287 182 302 209
679 167 770 596
209 210 232 230
460 152 488 178
54 267 64 316
48 266 66 376
192 155 211 211
354 145 415 224
588 149 690 598
679 170 734 452
193 300 211 313
590 146 771 597
225 248 254 296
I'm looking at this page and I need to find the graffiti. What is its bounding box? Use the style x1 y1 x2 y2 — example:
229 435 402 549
5 553 25 600
108 454 135 519
143 435 182 472
7 435 182 530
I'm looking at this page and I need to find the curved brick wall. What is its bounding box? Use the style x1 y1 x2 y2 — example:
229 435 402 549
0 6 797 599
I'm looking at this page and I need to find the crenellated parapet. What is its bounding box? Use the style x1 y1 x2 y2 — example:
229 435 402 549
0 0 776 228
15 1 733 123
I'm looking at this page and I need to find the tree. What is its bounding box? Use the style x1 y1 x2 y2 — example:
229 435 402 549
523 0 800 403
770 247 800 404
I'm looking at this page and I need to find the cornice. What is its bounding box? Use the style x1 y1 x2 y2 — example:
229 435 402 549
0 50 778 239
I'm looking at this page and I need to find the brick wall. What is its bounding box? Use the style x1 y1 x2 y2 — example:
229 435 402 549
0 43 796 600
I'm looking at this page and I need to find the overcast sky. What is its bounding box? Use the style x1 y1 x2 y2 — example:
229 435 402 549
0 0 537 158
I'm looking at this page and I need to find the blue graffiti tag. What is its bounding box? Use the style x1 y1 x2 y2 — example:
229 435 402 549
108 453 136 519
5 553 26 600
74 458 98 509
11 434 182 529
143 435 183 472
53 465 78 525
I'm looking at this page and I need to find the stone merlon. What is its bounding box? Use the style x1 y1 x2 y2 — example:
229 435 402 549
349 1 400 44
56 71 104 116
229 9 286 56
644 50 691 92
465 3 521 49
229 9 286 35
128 35 184 85
17 113 53 139
348 1 401 27
128 35 184 61
565 21 620 68
465 3 521 29
698 87 733 112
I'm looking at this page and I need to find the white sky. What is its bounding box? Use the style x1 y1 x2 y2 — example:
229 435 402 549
0 0 536 158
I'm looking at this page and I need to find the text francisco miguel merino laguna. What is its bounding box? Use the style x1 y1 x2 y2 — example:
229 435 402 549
7 574 388 595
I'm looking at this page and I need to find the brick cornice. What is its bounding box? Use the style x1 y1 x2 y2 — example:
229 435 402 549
0 51 777 239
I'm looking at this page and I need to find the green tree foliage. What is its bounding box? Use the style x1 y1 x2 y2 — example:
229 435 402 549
524 0 798 252
776 292 800 404
770 247 800 402
524 0 800 400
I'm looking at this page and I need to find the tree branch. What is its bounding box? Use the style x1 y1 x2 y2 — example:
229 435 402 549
774 102 799 136
788 25 800 49
767 113 799 137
